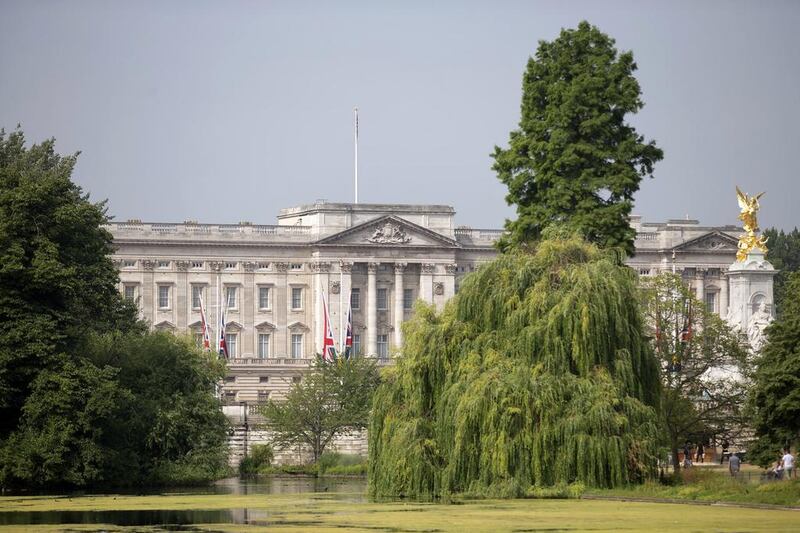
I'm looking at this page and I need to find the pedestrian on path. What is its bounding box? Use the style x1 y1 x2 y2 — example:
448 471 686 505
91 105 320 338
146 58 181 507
728 453 741 477
781 449 794 479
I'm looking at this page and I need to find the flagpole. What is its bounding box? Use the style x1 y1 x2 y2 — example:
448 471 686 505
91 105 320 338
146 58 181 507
354 106 358 204
216 271 220 353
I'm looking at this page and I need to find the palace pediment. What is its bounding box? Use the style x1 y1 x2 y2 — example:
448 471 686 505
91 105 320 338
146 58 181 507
672 231 739 253
315 215 460 248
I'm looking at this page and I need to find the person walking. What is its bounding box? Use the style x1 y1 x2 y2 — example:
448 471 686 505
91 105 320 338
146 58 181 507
696 442 705 464
781 449 795 479
720 440 729 465
728 453 741 477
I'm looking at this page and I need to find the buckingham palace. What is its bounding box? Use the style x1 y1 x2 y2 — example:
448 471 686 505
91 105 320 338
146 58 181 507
109 201 742 404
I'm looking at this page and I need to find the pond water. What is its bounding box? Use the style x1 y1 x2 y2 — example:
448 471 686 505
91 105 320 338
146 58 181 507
0 476 368 528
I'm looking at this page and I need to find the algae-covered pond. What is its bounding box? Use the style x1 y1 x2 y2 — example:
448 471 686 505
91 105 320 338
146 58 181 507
1 477 798 532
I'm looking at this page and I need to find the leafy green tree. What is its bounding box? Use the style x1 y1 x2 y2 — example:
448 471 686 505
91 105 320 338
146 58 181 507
0 360 128 487
764 227 800 316
86 332 231 484
0 130 226 488
0 129 140 437
492 22 663 255
369 233 662 499
0 332 230 487
748 271 800 466
640 274 749 472
260 357 380 463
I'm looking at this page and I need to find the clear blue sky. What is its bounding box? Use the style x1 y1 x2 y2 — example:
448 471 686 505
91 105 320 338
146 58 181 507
1 0 798 230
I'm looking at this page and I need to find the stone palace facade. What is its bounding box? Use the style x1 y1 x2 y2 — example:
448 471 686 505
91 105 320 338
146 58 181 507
109 202 743 405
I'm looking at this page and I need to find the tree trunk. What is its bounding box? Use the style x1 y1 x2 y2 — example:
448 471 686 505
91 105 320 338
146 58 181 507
671 434 681 474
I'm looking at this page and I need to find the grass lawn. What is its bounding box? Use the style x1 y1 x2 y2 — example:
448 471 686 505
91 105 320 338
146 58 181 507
587 467 800 507
1 492 799 532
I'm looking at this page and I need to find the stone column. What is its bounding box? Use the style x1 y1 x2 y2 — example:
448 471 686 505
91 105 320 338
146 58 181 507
367 262 379 356
311 261 331 355
313 265 323 355
209 262 223 351
719 270 729 319
393 263 406 348
141 259 155 324
420 263 435 303
339 262 353 346
444 263 457 302
176 261 189 330
274 262 289 356
695 269 705 303
243 262 256 356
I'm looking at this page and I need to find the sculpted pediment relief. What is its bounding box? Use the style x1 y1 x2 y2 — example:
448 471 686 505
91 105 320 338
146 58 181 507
673 231 739 253
315 215 459 248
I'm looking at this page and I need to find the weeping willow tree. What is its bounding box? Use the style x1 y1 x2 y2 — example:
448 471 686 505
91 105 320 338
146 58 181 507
368 234 661 499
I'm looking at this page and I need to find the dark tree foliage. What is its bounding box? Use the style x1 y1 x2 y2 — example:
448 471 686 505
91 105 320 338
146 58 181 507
369 233 661 499
492 22 663 255
261 357 380 463
763 227 800 317
0 130 226 488
0 360 128 487
0 129 140 436
640 274 749 472
0 332 230 487
749 271 800 467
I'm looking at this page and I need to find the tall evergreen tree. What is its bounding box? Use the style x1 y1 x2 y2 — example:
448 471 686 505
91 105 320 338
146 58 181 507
749 271 800 466
492 22 663 255
763 227 800 316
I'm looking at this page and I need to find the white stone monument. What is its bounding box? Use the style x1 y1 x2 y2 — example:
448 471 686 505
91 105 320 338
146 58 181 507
725 188 777 351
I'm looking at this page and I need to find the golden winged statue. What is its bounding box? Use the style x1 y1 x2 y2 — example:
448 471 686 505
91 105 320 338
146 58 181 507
735 186 768 262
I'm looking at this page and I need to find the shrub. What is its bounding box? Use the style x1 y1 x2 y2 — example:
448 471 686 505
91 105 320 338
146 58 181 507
240 444 274 476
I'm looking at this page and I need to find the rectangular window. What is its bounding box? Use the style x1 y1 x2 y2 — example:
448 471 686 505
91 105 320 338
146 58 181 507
291 334 303 358
191 285 203 309
191 261 203 269
705 292 717 313
258 391 269 402
258 287 271 309
291 287 303 310
225 286 237 309
158 285 170 308
225 333 237 358
403 288 413 310
377 334 388 358
259 376 269 384
123 260 136 268
157 260 170 269
290 263 303 270
224 262 237 270
377 288 388 310
258 333 270 358
350 288 360 310
124 285 136 301
353 334 361 357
